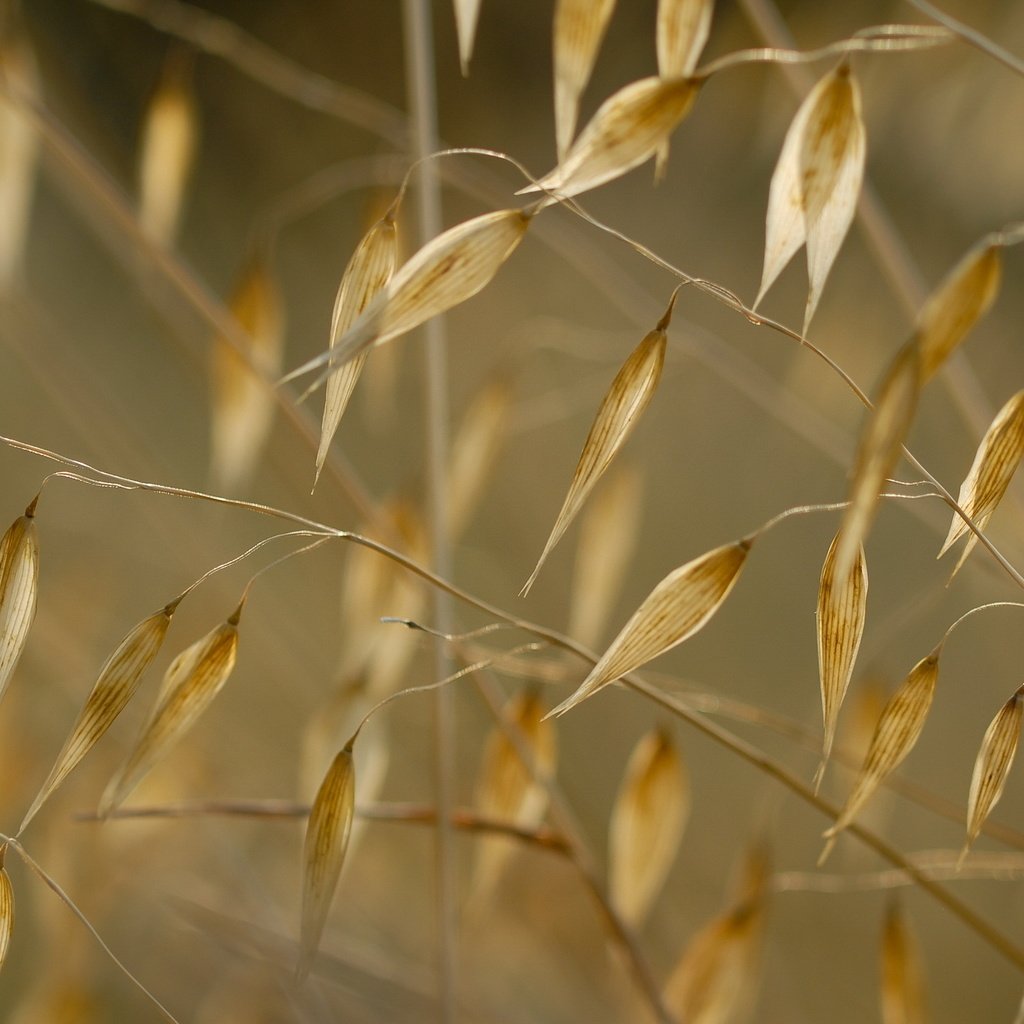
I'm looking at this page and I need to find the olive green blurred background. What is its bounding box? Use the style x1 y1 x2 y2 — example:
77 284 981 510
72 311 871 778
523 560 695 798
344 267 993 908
2 0 1024 1020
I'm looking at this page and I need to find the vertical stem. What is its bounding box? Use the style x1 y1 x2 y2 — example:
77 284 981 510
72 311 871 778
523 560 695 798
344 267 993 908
401 1 457 1021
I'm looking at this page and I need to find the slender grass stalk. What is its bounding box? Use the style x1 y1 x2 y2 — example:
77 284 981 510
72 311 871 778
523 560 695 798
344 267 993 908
401 2 458 1019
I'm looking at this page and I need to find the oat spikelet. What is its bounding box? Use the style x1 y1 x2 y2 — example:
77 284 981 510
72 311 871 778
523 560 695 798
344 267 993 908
0 23 40 290
821 653 939 863
0 852 12 974
19 603 177 833
473 688 557 898
881 899 927 1024
314 210 398 486
939 389 1024 578
568 464 642 648
210 254 285 493
453 0 483 75
99 603 242 816
446 377 513 538
552 0 617 161
961 685 1024 868
0 497 40 706
814 533 867 791
523 295 674 595
549 537 751 718
755 63 866 334
609 729 690 928
291 209 532 387
138 52 199 246
833 340 920 585
916 241 1001 382
521 75 699 202
658 0 713 77
663 857 767 1024
654 0 713 178
297 742 356 983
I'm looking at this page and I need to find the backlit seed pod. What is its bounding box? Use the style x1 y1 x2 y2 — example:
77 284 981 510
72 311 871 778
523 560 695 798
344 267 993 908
99 603 242 816
961 686 1024 867
550 537 750 718
609 729 689 927
0 497 40 705
297 743 356 984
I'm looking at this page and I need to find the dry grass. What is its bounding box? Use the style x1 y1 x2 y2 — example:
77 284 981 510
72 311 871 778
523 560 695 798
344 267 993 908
1 1 1024 1021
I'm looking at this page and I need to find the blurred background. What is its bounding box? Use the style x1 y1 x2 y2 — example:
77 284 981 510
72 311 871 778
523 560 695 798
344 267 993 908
2 0 1024 1020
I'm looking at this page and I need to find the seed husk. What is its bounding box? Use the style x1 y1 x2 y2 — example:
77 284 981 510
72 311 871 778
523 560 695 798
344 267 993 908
0 23 40 290
138 51 199 246
289 208 533 390
961 685 1024 867
523 294 674 595
832 340 920 585
553 0 618 160
756 62 866 334
20 603 176 833
99 604 242 816
0 498 40 706
609 728 690 928
821 653 939 862
0 860 12 974
297 742 356 983
916 240 1002 382
210 253 285 493
815 533 868 790
881 899 927 1024
472 687 557 898
568 463 642 649
549 537 750 718
522 75 700 202
939 389 1024 578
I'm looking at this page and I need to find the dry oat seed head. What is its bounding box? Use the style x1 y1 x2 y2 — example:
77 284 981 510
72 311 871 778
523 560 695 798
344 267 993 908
0 499 40 706
609 728 690 928
755 62 866 335
210 252 286 493
315 211 398 486
523 294 674 595
916 240 1001 382
833 340 920 584
939 389 1024 578
662 881 766 1024
99 607 241 817
881 899 927 1024
297 742 356 984
0 857 12 974
19 603 176 834
472 687 557 898
961 685 1024 867
658 0 713 78
568 463 642 648
295 208 532 384
0 21 40 290
821 653 939 862
446 377 513 539
138 51 199 246
453 0 483 75
549 537 750 718
521 75 700 203
815 533 867 791
552 0 617 161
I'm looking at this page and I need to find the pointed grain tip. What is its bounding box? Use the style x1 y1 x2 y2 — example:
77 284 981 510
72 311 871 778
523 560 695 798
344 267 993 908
817 835 836 867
